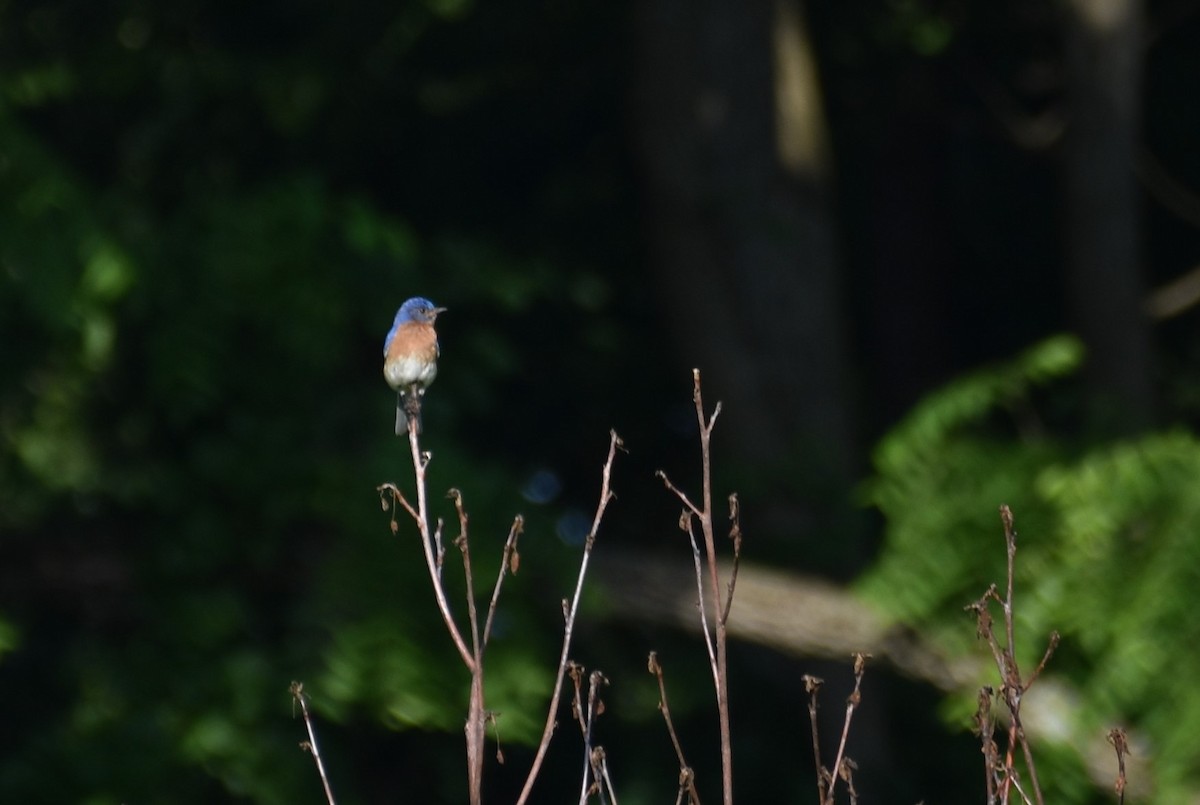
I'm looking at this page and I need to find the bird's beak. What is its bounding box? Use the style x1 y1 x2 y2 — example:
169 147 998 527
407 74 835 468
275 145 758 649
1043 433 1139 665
433 307 448 316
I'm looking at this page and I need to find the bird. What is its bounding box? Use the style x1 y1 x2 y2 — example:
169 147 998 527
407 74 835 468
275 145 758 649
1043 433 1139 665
383 297 446 436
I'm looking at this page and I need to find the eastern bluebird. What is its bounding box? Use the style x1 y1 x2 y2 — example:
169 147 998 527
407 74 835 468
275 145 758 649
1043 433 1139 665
384 297 446 435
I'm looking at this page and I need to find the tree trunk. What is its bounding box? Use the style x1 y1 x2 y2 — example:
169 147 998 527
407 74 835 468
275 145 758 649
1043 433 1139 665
1062 0 1155 428
631 0 856 538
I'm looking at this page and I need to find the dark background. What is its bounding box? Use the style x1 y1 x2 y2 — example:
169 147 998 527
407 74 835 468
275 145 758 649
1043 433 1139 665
3 0 1199 802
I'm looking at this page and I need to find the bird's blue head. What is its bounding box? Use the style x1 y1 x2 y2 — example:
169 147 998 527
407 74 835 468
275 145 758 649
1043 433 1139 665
394 297 446 325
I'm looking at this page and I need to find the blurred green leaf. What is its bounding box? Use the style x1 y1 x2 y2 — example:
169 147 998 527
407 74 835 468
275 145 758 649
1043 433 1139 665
862 336 1200 801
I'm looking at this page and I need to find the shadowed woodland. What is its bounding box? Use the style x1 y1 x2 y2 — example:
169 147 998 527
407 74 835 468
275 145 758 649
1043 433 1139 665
4 0 1200 802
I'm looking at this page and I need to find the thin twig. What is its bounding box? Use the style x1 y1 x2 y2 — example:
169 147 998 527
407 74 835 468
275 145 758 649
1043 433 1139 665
445 485 489 805
966 506 1055 805
965 586 1002 667
434 517 447 580
570 663 593 804
396 427 475 668
1000 506 1046 805
837 756 859 805
1107 728 1129 805
656 369 735 805
655 471 703 517
567 662 586 732
1000 506 1019 686
483 515 524 648
516 430 622 805
290 681 337 805
449 488 483 658
803 675 826 804
1006 769 1035 805
974 686 999 805
721 493 742 625
387 420 492 802
649 652 702 805
577 670 610 805
596 748 619 805
683 514 718 674
1025 632 1061 689
378 483 419 522
823 653 869 805
691 371 733 805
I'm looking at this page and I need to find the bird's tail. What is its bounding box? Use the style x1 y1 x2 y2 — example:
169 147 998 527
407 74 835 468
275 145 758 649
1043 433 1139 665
395 394 408 436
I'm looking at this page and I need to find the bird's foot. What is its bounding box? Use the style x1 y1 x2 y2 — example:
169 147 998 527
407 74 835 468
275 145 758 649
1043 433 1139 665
401 391 424 436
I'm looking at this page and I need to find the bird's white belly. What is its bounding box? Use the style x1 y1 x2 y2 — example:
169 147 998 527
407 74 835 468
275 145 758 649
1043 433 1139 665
385 356 438 390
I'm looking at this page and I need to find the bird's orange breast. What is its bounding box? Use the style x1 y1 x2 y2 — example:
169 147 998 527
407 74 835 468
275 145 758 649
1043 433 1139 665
384 322 440 390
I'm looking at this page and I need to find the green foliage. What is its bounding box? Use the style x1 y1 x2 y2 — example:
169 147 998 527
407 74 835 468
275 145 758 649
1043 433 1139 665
7 0 1198 799
0 24 625 798
861 335 1200 802
0 188 595 805
861 335 1082 639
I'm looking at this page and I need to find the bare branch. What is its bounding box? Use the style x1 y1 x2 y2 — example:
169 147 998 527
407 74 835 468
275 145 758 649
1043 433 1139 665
448 489 484 661
649 652 702 805
568 662 587 737
803 674 825 804
822 654 870 805
377 482 419 522
433 517 447 580
517 431 622 805
655 470 703 517
685 514 718 674
1007 769 1036 805
967 507 1051 805
999 505 1020 684
386 423 489 802
577 670 610 805
1026 631 1061 690
660 369 736 805
721 493 742 625
1107 728 1129 804
386 431 474 669
974 686 999 805
837 756 859 805
290 681 337 805
483 514 524 648
595 748 619 805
